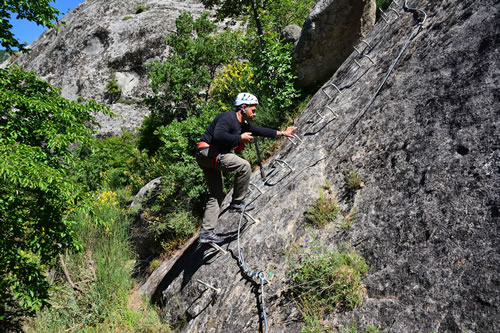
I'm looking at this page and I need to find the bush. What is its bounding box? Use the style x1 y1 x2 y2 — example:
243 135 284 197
24 189 168 332
304 183 340 227
72 131 136 192
288 240 368 312
104 73 121 103
209 60 256 109
249 29 299 128
140 12 245 153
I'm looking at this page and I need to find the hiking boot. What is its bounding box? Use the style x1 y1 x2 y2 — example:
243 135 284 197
228 202 255 212
199 231 226 244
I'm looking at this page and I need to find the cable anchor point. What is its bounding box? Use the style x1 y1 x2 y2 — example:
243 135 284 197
197 279 221 293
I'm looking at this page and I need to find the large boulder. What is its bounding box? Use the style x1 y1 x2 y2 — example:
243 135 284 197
6 0 208 137
294 0 376 89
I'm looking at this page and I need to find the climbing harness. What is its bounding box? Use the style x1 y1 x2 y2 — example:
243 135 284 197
196 141 221 169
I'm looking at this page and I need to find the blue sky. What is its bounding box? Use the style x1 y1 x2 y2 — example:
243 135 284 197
10 0 84 46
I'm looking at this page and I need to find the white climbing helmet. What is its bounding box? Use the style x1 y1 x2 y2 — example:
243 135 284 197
234 92 259 106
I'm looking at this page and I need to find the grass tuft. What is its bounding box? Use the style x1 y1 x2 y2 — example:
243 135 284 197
304 183 340 227
288 240 368 312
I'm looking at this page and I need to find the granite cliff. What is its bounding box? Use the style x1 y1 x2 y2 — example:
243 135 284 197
6 0 208 137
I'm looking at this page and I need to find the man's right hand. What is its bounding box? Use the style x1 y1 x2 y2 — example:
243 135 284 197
241 132 254 144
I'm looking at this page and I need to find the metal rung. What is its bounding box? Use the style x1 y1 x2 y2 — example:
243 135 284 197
286 134 304 146
291 134 304 144
275 159 294 172
322 83 341 100
359 40 371 49
321 85 332 99
286 136 299 145
363 54 376 65
244 212 260 224
197 279 221 293
388 8 401 18
249 182 263 194
330 83 341 93
353 46 362 55
326 105 338 118
316 109 326 119
354 59 362 67
209 242 228 254
378 9 390 23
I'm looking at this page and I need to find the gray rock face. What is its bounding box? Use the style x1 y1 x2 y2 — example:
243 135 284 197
294 0 376 89
130 177 163 261
8 0 208 137
281 24 301 45
143 0 500 332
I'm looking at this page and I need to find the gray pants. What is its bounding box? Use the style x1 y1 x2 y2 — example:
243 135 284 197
196 148 251 232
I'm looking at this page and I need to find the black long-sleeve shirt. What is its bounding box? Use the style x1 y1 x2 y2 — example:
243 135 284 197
199 111 277 153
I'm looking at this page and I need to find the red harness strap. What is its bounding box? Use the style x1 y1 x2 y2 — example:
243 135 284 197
197 142 220 168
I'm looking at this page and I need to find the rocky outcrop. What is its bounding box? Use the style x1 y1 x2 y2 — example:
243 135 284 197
7 0 208 137
294 0 376 89
144 0 500 332
281 25 301 45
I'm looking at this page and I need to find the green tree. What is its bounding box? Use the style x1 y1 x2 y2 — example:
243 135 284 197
0 0 61 52
201 0 314 48
0 65 109 321
139 11 245 152
201 0 265 48
259 0 313 35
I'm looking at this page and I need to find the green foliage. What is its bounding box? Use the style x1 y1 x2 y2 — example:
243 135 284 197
249 29 299 127
148 210 198 252
376 0 393 11
304 184 340 227
104 73 122 103
153 104 220 214
0 49 9 62
0 0 61 52
209 60 256 108
0 65 109 319
376 0 393 21
72 131 137 192
140 11 245 153
259 0 314 35
295 296 332 333
201 0 258 21
25 189 168 332
201 0 313 47
135 3 151 14
340 323 382 333
288 239 368 312
209 29 300 129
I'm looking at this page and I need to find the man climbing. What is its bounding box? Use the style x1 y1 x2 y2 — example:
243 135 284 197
196 92 297 243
